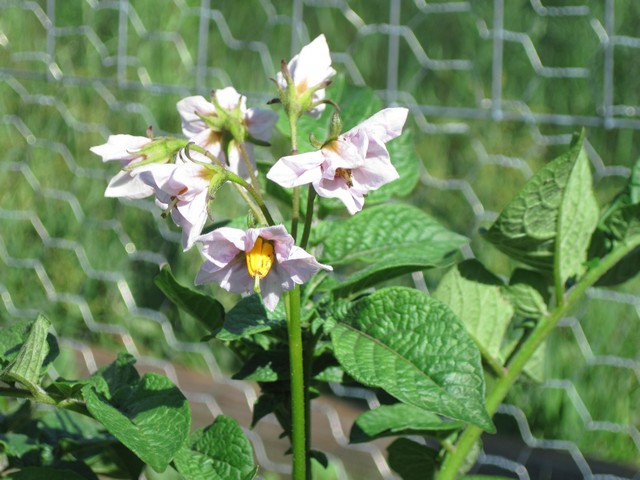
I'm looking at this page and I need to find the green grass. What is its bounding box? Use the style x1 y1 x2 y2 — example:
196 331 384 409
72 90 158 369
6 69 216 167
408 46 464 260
1 0 640 470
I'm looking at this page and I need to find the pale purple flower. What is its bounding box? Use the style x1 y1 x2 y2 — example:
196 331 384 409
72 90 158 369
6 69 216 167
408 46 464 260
276 34 336 117
195 225 332 310
90 134 155 199
267 108 409 214
176 87 277 178
138 157 217 251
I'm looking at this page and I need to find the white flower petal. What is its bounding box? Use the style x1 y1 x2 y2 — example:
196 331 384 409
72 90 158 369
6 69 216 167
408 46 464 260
348 107 409 143
314 177 364 215
90 135 149 163
214 86 245 111
267 152 325 188
104 170 154 199
176 95 215 137
246 108 278 142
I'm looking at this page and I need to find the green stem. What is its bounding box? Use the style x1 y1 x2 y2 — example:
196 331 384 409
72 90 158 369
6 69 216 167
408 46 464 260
300 188 317 250
292 187 300 240
284 286 307 480
238 141 263 198
289 112 300 240
437 236 640 480
226 171 276 226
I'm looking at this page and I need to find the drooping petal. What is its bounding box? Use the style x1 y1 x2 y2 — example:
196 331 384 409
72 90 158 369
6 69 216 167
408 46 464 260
314 177 364 215
104 170 154 199
351 137 399 190
279 245 333 284
137 163 181 196
260 265 288 311
348 107 409 143
267 151 325 188
195 256 254 294
246 108 278 142
177 95 215 137
169 206 207 251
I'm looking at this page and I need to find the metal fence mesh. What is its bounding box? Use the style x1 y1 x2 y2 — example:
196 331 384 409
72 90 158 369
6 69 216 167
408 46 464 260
1 0 639 479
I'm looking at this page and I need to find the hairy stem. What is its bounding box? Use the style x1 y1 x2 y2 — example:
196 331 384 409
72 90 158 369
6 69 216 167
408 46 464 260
437 236 640 480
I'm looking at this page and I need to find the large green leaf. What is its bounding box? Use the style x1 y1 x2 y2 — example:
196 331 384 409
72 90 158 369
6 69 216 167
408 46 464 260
387 438 437 480
213 294 285 341
434 260 514 368
6 468 88 480
1 315 57 394
485 131 597 273
555 139 599 287
173 416 257 480
350 403 463 443
317 204 468 295
82 355 190 473
154 266 225 333
330 287 494 431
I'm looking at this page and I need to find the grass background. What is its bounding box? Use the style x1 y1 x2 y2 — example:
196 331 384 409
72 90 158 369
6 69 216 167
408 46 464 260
1 0 639 476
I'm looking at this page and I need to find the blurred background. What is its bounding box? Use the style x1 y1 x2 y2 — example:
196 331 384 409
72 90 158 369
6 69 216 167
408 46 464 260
1 0 639 478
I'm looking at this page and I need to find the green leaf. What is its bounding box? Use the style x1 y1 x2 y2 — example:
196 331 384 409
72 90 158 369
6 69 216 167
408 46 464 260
0 316 59 375
232 349 288 382
387 438 437 480
154 266 225 333
330 287 494 432
213 294 285 341
485 131 596 271
173 416 257 480
0 432 42 458
501 269 549 319
434 260 514 367
5 467 88 480
1 315 55 393
588 157 640 285
463 477 517 480
82 357 190 473
350 403 464 443
317 204 468 295
555 135 599 287
630 155 640 204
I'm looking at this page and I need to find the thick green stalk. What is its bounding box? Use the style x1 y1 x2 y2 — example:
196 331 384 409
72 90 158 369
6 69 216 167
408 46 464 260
437 236 640 480
284 286 307 480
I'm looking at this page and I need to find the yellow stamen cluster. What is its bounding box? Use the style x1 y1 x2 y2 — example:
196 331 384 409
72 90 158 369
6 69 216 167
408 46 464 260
246 236 275 283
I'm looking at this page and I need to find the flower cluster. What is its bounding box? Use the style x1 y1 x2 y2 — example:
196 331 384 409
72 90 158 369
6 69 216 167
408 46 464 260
92 34 408 310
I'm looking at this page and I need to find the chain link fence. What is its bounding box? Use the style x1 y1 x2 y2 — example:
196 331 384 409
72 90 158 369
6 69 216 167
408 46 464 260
1 1 639 478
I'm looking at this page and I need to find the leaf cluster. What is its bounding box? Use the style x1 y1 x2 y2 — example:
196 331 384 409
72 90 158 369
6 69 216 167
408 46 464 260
0 316 257 479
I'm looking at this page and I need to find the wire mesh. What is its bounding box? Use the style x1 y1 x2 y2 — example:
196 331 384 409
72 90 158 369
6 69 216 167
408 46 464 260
1 1 639 478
